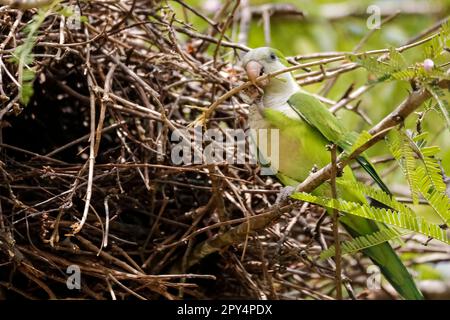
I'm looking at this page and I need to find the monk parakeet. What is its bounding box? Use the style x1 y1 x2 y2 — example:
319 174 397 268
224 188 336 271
242 47 423 300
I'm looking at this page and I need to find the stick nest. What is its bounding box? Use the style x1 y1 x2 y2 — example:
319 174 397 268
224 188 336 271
0 1 373 300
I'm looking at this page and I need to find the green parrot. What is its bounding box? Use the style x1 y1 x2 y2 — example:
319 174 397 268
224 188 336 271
241 47 423 300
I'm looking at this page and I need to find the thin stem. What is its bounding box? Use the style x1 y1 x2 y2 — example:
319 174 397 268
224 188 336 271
329 144 342 300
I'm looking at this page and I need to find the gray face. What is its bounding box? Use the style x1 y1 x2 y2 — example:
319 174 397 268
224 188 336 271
241 47 285 86
242 47 278 67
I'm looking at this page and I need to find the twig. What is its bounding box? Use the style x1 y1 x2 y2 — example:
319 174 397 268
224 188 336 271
329 143 342 299
237 0 251 45
213 0 240 68
71 40 96 235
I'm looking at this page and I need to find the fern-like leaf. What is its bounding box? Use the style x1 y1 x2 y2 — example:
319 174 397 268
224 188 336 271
391 69 416 81
415 166 450 225
387 129 420 204
291 192 450 244
337 180 415 216
423 22 450 60
388 47 407 70
418 146 447 194
10 1 62 104
427 84 450 132
320 227 407 260
347 54 392 81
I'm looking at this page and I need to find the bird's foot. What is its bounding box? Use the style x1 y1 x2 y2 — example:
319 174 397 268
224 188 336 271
275 186 296 205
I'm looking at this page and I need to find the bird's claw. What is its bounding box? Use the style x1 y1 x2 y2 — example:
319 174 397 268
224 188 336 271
275 186 296 205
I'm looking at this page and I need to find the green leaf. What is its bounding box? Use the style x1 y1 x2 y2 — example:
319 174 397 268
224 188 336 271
337 180 415 216
320 227 407 260
405 131 447 195
57 6 74 17
388 47 407 70
423 36 442 60
20 69 36 105
416 166 450 225
80 16 89 24
291 192 450 245
427 85 450 132
391 69 416 81
10 1 62 106
423 23 450 60
355 55 392 79
349 49 409 82
420 151 447 194
387 129 420 205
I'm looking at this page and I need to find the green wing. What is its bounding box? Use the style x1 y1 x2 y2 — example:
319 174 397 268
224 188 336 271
288 92 391 195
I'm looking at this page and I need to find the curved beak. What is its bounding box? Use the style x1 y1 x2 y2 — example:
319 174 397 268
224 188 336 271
245 60 263 85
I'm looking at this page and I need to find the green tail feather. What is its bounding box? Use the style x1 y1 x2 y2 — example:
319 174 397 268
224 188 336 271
356 156 392 196
340 214 424 300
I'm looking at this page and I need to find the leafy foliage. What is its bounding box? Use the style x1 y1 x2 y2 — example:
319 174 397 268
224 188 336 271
10 9 46 104
427 84 450 132
337 180 415 216
387 128 450 226
292 191 450 245
349 22 450 85
296 127 450 255
320 227 406 260
423 21 450 60
9 1 64 104
348 47 412 83
387 129 421 204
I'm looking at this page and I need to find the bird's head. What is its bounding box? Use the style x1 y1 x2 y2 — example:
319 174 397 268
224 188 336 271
241 47 290 88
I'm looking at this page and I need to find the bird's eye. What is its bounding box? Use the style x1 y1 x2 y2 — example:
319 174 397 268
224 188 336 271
270 52 277 60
